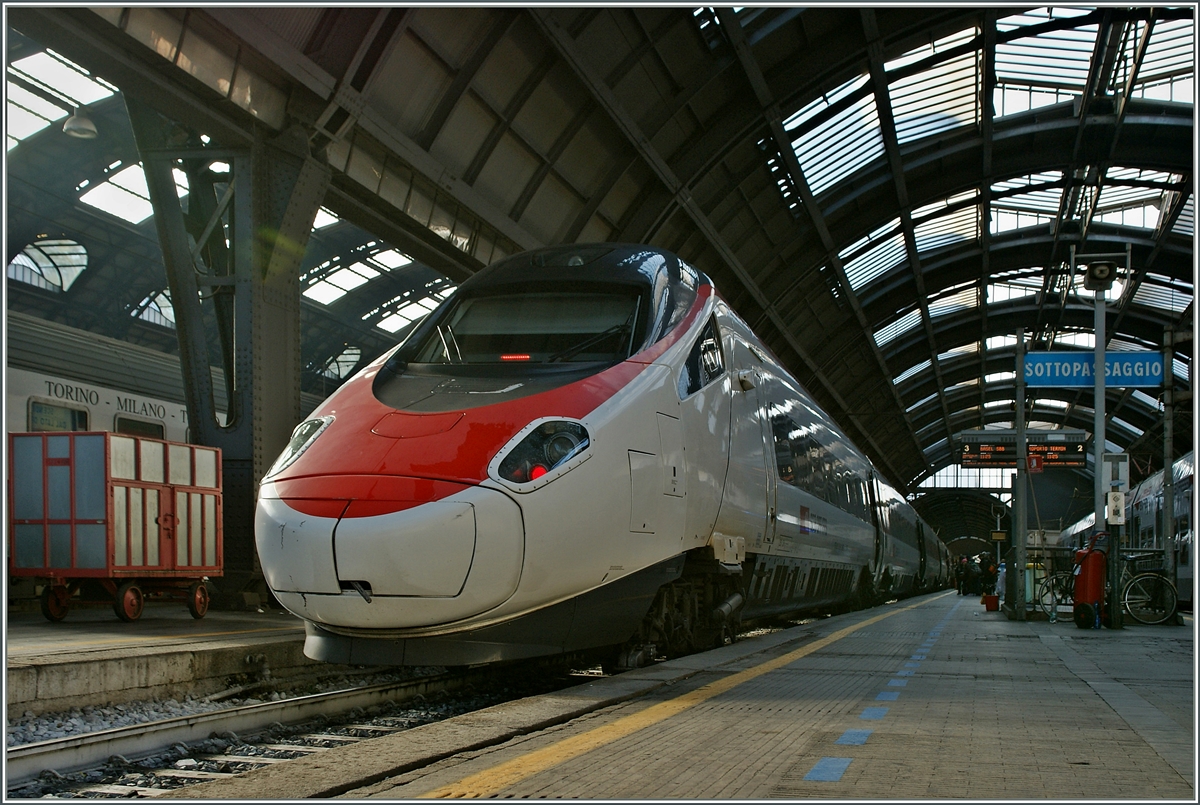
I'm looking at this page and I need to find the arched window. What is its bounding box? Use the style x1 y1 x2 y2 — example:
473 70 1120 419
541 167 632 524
133 290 175 328
323 346 362 379
6 239 88 291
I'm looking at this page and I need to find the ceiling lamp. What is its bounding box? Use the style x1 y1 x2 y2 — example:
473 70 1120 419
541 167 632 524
62 109 98 139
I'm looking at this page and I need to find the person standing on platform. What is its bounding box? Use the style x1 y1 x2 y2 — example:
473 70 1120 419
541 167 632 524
955 556 968 594
996 561 1006 604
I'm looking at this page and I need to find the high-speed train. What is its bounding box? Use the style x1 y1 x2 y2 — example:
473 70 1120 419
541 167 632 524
1059 451 1193 610
256 244 949 667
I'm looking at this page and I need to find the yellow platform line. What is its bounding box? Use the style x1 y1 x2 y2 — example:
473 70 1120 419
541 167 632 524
421 591 953 798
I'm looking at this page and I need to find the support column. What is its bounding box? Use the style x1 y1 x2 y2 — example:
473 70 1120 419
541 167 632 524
128 101 330 602
1014 328 1026 620
1163 327 1175 591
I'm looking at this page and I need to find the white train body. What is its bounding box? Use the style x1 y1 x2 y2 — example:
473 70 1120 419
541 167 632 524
256 244 947 666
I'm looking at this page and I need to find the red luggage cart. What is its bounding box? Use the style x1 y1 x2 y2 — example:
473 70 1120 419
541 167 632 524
9 432 222 622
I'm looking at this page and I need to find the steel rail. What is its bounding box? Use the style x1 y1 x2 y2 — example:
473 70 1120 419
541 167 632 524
6 671 470 786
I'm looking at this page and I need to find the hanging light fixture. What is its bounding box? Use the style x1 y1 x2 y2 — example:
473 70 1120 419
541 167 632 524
62 108 98 139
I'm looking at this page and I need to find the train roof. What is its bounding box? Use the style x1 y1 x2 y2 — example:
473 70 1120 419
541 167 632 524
7 311 324 416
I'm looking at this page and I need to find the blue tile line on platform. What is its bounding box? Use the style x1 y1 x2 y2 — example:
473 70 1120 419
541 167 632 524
860 707 889 720
904 661 920 668
835 729 873 746
887 678 908 687
875 691 899 701
804 757 853 782
895 670 914 677
911 654 926 660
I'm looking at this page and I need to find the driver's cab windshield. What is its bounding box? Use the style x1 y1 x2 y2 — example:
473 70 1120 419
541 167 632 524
411 289 643 364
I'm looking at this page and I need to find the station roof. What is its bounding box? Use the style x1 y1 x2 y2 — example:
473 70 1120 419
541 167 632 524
6 6 1193 540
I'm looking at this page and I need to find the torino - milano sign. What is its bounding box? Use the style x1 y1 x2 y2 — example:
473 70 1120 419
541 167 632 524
1023 351 1164 388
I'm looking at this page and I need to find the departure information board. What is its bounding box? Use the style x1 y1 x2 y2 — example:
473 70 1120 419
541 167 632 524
958 430 1087 469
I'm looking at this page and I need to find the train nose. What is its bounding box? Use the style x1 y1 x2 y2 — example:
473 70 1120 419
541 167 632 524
255 478 525 629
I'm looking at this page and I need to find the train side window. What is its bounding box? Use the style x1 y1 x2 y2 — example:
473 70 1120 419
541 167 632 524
115 416 166 439
29 400 88 432
678 317 725 398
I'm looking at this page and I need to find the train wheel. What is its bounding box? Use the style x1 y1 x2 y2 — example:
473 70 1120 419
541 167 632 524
40 586 69 622
114 582 144 622
187 581 210 619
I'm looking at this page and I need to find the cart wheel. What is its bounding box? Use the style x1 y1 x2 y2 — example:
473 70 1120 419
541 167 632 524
40 586 70 623
114 582 144 622
187 581 210 619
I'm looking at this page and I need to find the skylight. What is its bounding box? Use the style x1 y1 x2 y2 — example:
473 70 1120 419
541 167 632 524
841 226 906 291
6 239 88 292
873 308 922 348
301 246 418 307
994 7 1098 117
303 261 380 305
79 164 189 224
894 358 932 385
312 207 340 229
786 75 882 196
886 28 980 145
7 49 116 150
928 287 976 319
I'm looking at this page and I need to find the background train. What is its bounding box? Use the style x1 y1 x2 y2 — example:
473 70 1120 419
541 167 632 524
6 311 322 439
1058 451 1193 610
257 244 950 669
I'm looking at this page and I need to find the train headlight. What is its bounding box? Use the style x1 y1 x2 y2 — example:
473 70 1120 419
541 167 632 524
265 416 334 478
492 419 591 491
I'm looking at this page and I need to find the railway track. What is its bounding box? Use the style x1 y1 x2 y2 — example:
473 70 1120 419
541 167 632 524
8 665 586 799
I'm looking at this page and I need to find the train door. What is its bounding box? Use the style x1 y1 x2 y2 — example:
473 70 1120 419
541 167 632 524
916 521 928 588
713 338 772 550
866 472 884 586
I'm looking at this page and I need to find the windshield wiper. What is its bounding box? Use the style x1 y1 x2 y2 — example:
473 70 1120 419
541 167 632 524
548 321 631 363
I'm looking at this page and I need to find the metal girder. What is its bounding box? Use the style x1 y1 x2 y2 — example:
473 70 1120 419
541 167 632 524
532 8 909 486
127 99 331 597
715 7 928 478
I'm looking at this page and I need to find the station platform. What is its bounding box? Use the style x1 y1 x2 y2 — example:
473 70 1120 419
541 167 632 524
169 590 1193 800
7 604 309 716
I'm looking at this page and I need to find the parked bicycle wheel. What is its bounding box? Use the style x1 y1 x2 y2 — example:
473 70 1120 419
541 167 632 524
1038 572 1075 619
1122 573 1177 625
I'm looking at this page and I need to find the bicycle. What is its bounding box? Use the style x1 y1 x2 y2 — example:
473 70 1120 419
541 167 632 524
1121 568 1178 625
1037 571 1076 621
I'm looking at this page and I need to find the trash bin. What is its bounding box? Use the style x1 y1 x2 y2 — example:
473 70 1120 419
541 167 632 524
983 594 999 611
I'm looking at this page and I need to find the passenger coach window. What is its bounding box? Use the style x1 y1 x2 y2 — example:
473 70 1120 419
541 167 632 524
115 416 165 439
29 400 88 432
678 318 724 398
413 290 642 364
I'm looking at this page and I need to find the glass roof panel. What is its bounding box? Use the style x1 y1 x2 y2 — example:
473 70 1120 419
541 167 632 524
887 27 980 145
874 308 922 348
312 207 340 229
10 50 115 107
371 249 413 269
790 77 883 196
939 342 979 363
841 227 905 291
1131 389 1162 411
1135 18 1194 85
1131 274 1192 314
928 287 977 319
995 8 1098 90
301 281 346 305
913 204 978 254
79 181 154 224
894 358 932 385
78 164 187 224
1171 196 1193 237
6 82 67 148
988 278 1040 303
